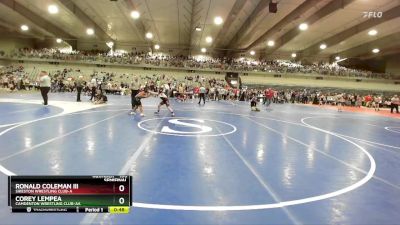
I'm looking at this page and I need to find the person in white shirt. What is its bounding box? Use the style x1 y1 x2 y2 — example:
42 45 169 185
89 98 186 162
152 89 175 117
75 76 85 102
89 77 97 101
373 95 381 111
337 94 345 112
198 84 206 105
38 71 51 105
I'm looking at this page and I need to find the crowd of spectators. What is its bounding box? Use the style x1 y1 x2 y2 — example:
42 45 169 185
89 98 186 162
1 64 398 113
4 48 395 79
240 88 392 109
0 65 36 91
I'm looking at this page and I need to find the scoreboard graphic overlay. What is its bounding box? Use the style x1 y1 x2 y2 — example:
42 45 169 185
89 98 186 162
8 176 132 213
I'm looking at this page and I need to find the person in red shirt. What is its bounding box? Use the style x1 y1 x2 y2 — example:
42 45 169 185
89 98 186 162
365 95 372 107
233 88 238 101
193 86 200 99
264 88 274 106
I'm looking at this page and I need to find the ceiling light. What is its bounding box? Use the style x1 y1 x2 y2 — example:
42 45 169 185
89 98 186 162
250 50 255 55
267 40 275 47
86 28 94 35
214 16 223 25
130 10 140 19
154 44 160 50
291 53 297 58
320 43 327 49
335 56 340 60
368 29 377 36
201 48 206 53
195 27 202 31
56 38 62 43
48 5 59 14
372 48 380 53
299 23 308 31
20 25 29 31
146 32 153 39
205 36 213 43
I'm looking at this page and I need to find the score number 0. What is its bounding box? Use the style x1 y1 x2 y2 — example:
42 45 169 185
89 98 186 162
118 185 125 205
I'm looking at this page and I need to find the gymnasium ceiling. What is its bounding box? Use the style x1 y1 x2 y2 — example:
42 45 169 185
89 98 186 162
0 0 400 60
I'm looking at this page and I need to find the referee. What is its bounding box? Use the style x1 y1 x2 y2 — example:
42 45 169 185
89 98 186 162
130 76 140 112
198 83 206 105
39 71 51 105
75 75 84 102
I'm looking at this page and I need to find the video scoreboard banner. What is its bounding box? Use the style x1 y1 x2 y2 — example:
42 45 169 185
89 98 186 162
8 176 132 213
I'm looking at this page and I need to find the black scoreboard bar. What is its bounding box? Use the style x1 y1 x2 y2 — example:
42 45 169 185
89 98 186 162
8 176 132 213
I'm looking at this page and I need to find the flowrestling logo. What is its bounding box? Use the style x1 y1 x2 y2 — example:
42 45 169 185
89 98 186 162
363 11 383 18
138 117 237 137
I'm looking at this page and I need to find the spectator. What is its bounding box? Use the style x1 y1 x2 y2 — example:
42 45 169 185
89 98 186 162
390 95 399 113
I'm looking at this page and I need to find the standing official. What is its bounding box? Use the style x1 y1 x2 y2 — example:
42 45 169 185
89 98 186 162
198 84 206 105
39 71 51 105
130 76 140 112
89 77 97 101
76 75 84 102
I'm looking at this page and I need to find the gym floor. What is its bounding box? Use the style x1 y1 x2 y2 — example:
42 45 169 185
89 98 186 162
0 92 399 225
